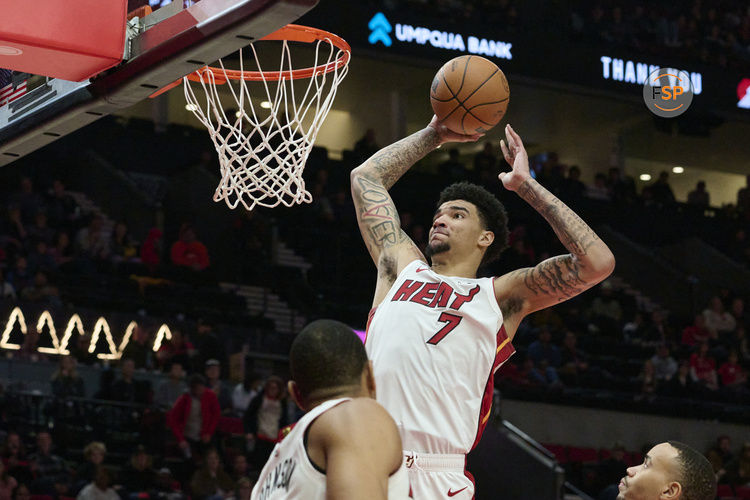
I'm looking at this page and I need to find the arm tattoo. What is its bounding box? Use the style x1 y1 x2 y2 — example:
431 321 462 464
520 256 587 301
358 128 440 190
517 180 600 258
353 175 410 250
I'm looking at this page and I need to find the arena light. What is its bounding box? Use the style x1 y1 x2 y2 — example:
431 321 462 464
260 101 272 109
185 103 198 112
0 307 174 358
639 174 652 181
672 166 684 174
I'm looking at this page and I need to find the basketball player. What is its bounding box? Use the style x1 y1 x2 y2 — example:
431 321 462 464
251 319 409 500
350 118 616 498
616 441 716 500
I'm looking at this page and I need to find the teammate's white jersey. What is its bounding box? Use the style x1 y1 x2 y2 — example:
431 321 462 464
251 397 410 500
366 259 515 455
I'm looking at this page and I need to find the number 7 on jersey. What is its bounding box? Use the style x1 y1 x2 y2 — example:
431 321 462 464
427 312 463 345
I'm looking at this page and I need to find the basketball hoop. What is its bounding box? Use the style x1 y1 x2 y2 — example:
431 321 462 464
154 25 350 210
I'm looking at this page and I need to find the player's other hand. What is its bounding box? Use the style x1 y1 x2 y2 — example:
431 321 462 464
499 124 531 192
427 115 483 145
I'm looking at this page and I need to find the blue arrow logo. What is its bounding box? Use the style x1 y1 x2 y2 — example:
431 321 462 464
368 12 392 47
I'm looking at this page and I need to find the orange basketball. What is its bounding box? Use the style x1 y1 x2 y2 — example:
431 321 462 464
430 55 510 135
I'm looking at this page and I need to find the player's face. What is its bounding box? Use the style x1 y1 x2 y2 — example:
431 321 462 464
617 443 680 500
427 200 487 258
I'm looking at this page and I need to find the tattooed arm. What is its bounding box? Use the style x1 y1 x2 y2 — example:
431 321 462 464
493 125 615 331
351 117 482 306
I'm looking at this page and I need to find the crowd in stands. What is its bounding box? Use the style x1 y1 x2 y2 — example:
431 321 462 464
569 0 750 69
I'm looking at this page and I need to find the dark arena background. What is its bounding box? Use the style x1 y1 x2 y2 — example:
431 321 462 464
0 0 749 499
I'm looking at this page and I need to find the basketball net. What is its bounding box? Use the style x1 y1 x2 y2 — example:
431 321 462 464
183 36 349 210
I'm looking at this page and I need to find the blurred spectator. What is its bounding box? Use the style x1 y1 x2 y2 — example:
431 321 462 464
706 435 734 480
110 358 151 404
738 174 750 214
29 432 70 496
189 449 233 500
119 446 157 497
230 478 252 500
528 359 563 390
718 351 747 389
0 461 17 500
168 374 221 457
77 467 118 500
690 342 719 391
724 442 750 487
0 269 17 300
140 228 163 273
473 143 497 186
560 165 586 201
45 179 79 229
598 443 628 494
687 181 710 207
75 443 106 492
229 455 250 483
244 377 289 469
527 327 561 368
10 178 44 223
70 334 97 367
7 257 32 294
193 319 225 369
110 222 138 264
26 212 54 246
664 361 695 398
729 297 749 326
353 128 379 163
703 296 737 336
170 223 210 271
586 172 611 201
51 356 85 398
76 216 110 261
650 344 677 382
559 331 589 385
636 359 658 396
650 171 676 205
606 168 636 203
1 433 30 485
156 328 194 369
121 326 152 369
622 312 645 342
20 271 61 307
641 310 671 347
438 149 467 182
732 326 750 364
682 313 714 346
232 372 260 415
49 231 75 269
587 281 622 334
17 330 45 363
27 241 56 274
155 361 188 410
205 359 232 412
12 483 29 500
4 206 27 250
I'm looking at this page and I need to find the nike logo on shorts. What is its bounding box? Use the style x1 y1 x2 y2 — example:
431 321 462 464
447 486 467 497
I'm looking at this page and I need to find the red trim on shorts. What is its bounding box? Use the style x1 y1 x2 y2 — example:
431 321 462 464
470 325 515 451
364 307 378 346
464 455 476 500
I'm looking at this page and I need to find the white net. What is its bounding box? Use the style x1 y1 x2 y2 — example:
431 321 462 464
183 36 349 210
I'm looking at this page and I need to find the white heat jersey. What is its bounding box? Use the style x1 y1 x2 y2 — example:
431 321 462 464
251 397 410 500
366 259 515 455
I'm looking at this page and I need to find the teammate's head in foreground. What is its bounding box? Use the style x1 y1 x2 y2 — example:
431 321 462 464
426 181 509 269
288 319 375 411
617 441 716 500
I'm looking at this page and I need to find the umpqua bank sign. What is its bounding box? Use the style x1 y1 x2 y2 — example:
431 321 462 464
368 12 513 60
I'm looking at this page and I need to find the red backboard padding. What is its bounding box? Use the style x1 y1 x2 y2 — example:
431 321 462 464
0 0 127 81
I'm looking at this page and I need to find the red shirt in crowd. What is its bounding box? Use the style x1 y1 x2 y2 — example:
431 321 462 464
170 240 210 270
681 325 711 346
718 361 745 386
167 389 220 442
689 353 716 381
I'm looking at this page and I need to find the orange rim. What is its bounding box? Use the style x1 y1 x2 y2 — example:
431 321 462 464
149 24 350 98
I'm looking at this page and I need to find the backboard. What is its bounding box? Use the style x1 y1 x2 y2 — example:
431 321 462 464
0 0 318 167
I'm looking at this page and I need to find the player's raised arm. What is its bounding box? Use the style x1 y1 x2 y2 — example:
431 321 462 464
350 118 482 302
314 399 406 500
494 124 615 320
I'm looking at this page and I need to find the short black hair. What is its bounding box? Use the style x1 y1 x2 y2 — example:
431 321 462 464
189 374 207 388
667 441 717 500
290 320 368 399
437 182 509 265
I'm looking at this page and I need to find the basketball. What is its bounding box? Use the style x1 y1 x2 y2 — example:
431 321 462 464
430 55 510 135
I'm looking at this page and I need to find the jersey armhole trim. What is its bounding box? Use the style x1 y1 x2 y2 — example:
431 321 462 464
303 425 327 475
489 276 504 318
